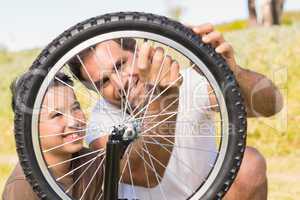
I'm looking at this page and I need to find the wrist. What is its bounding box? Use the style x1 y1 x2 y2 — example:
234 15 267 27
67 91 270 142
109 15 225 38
231 64 243 77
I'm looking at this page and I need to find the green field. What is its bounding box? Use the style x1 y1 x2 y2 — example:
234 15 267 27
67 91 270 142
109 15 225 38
1 12 300 199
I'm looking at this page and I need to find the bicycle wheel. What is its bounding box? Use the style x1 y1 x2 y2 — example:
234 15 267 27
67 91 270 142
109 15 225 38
14 12 247 200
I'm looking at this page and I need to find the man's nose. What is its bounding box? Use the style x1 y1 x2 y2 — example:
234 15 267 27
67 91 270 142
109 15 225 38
122 58 139 76
66 115 82 130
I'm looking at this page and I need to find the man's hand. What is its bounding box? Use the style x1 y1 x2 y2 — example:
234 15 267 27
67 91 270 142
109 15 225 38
190 23 283 117
137 43 181 87
128 42 182 114
191 23 240 74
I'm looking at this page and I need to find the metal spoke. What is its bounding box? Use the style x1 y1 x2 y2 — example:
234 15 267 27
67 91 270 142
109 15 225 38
90 46 128 125
137 142 167 200
96 191 104 200
123 42 138 120
54 75 124 128
130 55 184 116
145 136 206 180
127 75 184 122
135 105 220 129
140 146 192 194
127 64 221 122
79 155 105 200
40 124 116 138
77 54 120 126
43 133 109 153
55 76 97 103
141 147 152 198
41 105 87 125
140 48 169 126
132 96 179 122
126 146 137 199
65 63 98 104
77 55 101 96
40 128 88 138
142 140 219 154
139 112 178 136
66 154 105 194
56 151 104 181
142 135 221 138
105 44 134 116
48 148 104 168
119 145 133 183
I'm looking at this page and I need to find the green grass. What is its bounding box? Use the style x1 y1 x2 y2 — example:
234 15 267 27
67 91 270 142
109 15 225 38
267 152 300 199
0 49 40 155
216 10 300 32
224 23 300 157
282 10 300 25
216 19 249 32
1 11 300 199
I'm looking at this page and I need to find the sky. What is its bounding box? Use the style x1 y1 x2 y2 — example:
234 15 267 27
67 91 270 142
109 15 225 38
0 0 299 51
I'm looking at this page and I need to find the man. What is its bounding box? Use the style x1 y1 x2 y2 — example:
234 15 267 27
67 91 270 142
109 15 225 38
69 23 283 199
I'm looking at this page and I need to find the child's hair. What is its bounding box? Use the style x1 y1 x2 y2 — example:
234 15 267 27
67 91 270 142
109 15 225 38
10 72 73 112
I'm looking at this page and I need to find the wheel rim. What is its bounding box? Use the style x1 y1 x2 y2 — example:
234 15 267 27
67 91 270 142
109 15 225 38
30 31 229 200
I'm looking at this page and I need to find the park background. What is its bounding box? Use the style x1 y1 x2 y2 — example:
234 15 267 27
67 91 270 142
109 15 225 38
0 0 299 199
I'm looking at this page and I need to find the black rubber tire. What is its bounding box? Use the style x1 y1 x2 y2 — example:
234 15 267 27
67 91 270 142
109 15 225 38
14 12 247 200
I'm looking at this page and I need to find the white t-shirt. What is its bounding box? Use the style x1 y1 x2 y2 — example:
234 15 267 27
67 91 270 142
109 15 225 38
86 68 217 200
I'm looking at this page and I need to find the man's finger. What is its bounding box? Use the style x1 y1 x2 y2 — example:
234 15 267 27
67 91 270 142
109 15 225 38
110 73 124 97
192 23 214 35
128 81 145 109
151 47 165 82
202 31 225 46
215 42 234 58
170 61 179 81
160 55 172 87
137 42 152 81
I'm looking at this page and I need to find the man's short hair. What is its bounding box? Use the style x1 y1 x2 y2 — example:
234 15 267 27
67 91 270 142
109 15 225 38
68 38 136 81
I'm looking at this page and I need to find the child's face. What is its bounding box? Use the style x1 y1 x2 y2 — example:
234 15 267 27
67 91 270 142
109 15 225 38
80 40 140 107
39 85 86 155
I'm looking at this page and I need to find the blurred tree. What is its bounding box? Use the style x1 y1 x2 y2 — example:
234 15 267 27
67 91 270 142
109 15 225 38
248 0 285 26
164 0 185 20
248 0 258 26
271 0 285 25
0 44 7 52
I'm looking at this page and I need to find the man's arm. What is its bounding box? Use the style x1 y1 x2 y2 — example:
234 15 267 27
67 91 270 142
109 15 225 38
229 66 283 117
121 88 179 187
120 43 181 187
192 23 283 117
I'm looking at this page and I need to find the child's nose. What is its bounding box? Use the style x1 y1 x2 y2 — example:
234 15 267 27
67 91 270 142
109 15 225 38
66 115 82 130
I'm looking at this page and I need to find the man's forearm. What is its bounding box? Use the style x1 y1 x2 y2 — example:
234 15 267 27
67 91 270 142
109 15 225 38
120 91 178 187
233 66 283 117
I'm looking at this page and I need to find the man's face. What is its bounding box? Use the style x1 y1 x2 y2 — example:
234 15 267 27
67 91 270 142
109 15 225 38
80 40 139 107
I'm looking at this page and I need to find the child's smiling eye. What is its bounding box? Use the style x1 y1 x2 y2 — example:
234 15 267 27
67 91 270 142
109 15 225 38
51 112 62 119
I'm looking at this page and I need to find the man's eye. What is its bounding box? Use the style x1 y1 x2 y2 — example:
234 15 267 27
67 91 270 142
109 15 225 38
115 59 126 71
101 77 110 88
103 77 109 84
94 77 109 89
72 103 82 111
